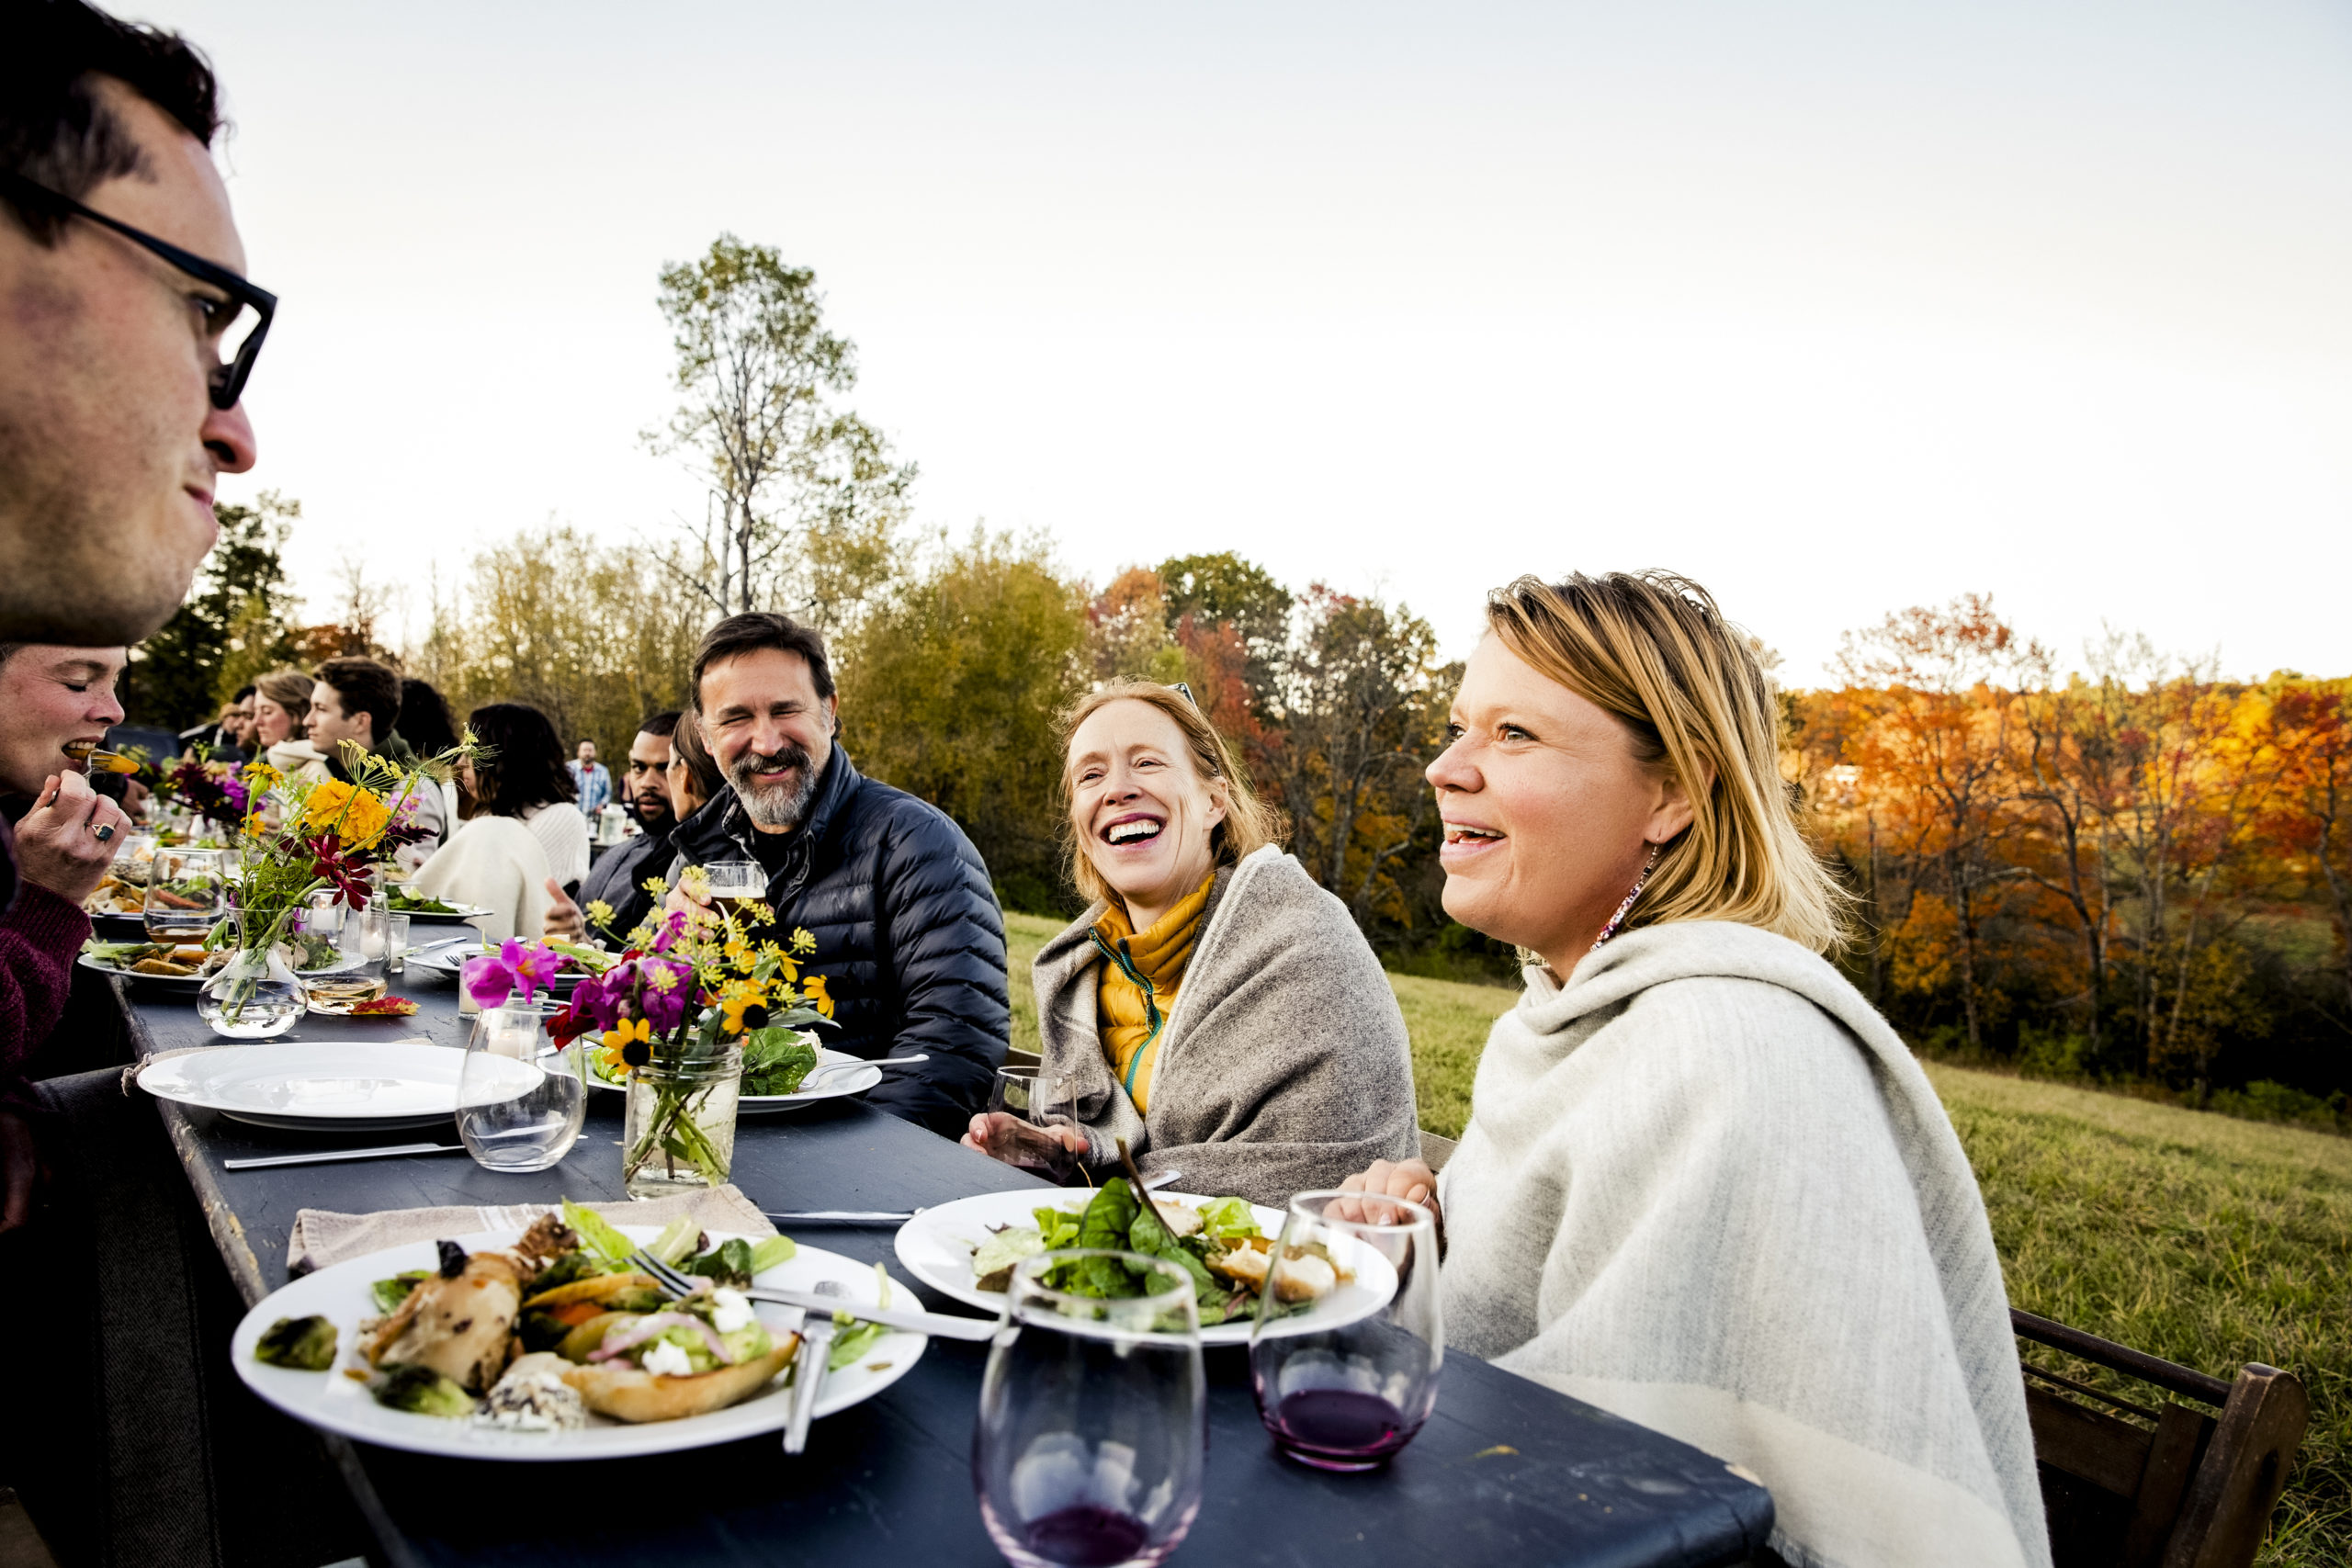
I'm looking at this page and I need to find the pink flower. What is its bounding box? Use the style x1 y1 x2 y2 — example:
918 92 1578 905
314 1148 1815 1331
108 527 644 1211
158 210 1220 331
462 939 571 1008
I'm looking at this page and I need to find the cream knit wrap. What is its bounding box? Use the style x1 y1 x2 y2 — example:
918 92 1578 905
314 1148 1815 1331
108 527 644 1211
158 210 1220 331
1439 919 2052 1568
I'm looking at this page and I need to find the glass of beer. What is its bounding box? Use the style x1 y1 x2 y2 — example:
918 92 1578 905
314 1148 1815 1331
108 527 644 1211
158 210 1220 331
701 860 765 919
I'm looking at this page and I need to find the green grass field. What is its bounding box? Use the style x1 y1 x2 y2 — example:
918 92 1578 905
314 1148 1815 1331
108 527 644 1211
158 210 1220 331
1001 909 2347 1562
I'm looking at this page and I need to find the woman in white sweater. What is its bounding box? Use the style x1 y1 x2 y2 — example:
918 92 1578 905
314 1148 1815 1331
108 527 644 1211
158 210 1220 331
1343 572 2050 1568
410 701 581 942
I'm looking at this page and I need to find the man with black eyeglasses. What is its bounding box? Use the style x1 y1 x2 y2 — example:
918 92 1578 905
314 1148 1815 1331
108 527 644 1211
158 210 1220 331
0 2 268 969
0 10 339 1565
1 1 266 654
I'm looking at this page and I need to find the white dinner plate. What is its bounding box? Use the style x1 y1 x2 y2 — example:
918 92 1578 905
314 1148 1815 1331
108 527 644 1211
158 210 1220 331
588 1045 883 1114
405 938 585 990
892 1189 1399 1347
232 1225 925 1461
137 1041 529 1132
80 948 368 994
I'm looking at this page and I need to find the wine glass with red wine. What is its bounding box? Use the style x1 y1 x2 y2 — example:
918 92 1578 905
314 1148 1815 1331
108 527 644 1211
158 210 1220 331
981 1066 1081 1182
1249 1190 1442 1471
973 1251 1205 1568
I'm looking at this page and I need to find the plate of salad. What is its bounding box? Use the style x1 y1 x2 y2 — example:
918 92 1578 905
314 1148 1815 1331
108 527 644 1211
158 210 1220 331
892 1179 1398 1347
383 886 492 923
231 1201 926 1461
587 1036 882 1114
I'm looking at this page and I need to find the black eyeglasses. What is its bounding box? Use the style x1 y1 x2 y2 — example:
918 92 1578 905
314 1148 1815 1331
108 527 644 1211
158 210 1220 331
2 169 275 410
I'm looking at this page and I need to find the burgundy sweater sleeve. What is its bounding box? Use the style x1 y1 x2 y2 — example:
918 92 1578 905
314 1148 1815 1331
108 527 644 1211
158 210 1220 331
1 884 89 1077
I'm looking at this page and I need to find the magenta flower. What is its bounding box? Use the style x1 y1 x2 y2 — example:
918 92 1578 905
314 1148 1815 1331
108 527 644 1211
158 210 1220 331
632 957 699 1035
649 909 688 955
462 939 571 1008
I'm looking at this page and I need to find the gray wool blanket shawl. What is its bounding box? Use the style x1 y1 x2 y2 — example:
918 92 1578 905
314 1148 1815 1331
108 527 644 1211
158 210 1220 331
1439 920 2050 1568
1032 845 1420 1207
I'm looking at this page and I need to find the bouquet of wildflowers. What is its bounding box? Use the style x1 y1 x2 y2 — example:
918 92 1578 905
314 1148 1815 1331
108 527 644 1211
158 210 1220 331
522 871 833 1189
227 739 465 958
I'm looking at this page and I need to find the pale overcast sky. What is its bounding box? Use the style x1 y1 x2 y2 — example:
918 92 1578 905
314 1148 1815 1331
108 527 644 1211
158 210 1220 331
151 0 2352 685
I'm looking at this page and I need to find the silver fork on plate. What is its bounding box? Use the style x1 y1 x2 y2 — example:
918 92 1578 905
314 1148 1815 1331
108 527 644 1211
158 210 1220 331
624 1249 1000 1341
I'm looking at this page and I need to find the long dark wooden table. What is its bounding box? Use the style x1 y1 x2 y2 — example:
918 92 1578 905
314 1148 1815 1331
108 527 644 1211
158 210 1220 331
114 964 1775 1568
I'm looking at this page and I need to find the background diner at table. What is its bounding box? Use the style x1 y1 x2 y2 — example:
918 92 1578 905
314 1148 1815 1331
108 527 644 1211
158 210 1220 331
408 699 582 942
542 708 684 944
965 679 1419 1207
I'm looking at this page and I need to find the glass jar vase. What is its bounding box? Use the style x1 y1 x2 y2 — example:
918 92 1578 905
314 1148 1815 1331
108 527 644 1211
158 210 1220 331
620 1043 744 1199
198 916 307 1039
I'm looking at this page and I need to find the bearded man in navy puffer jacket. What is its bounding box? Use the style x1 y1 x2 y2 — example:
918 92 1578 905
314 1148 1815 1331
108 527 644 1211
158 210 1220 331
663 613 1010 1136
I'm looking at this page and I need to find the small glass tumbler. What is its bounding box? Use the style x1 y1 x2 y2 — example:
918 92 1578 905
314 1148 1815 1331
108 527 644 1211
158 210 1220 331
1249 1190 1443 1472
304 888 346 943
456 1003 587 1173
383 912 412 976
620 1043 744 1198
142 847 225 944
975 1251 1205 1568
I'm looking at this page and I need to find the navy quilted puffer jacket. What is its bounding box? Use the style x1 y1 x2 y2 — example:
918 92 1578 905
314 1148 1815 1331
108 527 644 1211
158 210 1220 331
665 750 1010 1136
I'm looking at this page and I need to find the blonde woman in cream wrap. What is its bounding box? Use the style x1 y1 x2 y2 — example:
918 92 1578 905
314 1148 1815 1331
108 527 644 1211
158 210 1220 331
962 681 1419 1207
1341 573 2049 1568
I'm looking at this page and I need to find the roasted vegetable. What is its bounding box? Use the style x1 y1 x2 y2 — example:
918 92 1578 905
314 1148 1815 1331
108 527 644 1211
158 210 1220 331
370 1362 475 1418
367 1246 525 1393
254 1314 338 1371
369 1270 428 1314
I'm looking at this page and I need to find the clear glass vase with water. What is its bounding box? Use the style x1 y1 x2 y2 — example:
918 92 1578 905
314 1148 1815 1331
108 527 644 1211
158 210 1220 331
197 938 308 1038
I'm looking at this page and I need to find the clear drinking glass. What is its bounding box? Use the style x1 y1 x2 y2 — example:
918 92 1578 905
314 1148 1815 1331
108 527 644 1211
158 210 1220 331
980 1066 1081 1182
974 1252 1206 1568
1249 1190 1443 1472
142 847 225 943
456 1003 587 1172
383 911 412 976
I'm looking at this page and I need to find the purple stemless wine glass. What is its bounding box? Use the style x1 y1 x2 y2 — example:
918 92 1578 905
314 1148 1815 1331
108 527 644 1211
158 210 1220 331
1249 1190 1442 1472
974 1251 1205 1568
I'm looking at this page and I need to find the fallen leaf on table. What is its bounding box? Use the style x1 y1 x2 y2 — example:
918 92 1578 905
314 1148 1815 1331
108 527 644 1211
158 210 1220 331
349 997 419 1016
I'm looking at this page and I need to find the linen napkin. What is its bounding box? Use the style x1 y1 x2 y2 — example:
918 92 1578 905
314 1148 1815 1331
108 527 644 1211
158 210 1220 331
287 1184 773 1276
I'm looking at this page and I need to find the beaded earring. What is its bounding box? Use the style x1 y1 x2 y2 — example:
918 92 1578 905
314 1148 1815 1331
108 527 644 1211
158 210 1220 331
1590 840 1664 952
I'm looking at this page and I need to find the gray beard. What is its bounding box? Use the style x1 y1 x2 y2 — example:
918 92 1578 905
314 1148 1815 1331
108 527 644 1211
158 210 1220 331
732 748 825 830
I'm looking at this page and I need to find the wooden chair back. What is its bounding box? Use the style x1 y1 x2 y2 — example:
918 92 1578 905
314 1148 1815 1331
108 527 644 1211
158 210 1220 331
2013 1309 2306 1568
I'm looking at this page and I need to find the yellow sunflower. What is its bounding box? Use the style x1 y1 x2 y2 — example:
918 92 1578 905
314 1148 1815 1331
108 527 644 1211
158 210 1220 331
599 1017 653 1073
718 980 771 1034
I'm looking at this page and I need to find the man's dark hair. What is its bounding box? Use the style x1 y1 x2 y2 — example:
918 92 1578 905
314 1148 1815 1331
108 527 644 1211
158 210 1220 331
460 702 576 819
4 0 223 244
313 657 401 746
391 677 458 755
639 710 682 739
230 682 254 702
691 613 834 713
